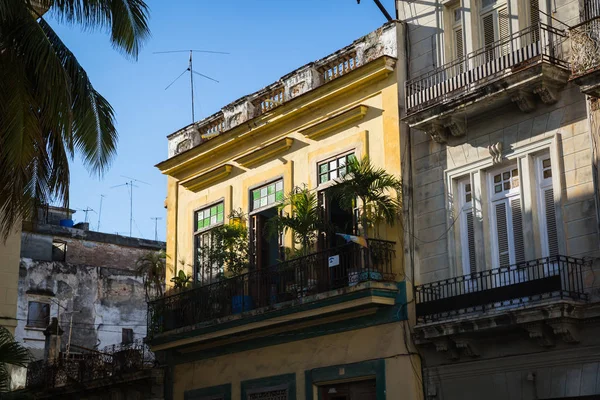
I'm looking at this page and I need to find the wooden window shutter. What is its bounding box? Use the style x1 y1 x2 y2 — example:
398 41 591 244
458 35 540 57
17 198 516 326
455 28 464 60
530 0 540 42
466 211 477 274
498 7 510 54
544 188 559 257
483 13 496 61
510 198 526 265
495 202 511 267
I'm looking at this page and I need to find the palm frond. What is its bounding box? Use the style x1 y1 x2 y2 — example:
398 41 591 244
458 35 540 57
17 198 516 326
46 0 151 59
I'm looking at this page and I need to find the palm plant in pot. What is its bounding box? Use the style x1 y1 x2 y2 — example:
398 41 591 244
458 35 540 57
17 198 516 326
328 156 401 283
199 212 251 314
267 185 327 299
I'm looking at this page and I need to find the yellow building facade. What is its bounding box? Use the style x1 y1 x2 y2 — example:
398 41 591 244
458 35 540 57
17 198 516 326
153 22 422 400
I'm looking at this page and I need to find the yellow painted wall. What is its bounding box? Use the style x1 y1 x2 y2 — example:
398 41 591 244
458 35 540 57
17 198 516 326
173 322 422 400
0 224 22 335
164 63 404 285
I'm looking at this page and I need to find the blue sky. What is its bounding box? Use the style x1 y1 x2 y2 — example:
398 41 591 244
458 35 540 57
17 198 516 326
49 0 395 242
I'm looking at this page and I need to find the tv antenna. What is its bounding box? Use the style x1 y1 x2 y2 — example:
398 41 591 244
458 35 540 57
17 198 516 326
111 176 150 237
77 207 96 224
150 217 162 241
97 194 106 232
154 49 228 123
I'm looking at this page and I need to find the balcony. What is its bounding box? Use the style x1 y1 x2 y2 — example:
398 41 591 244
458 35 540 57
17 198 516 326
25 340 159 395
147 240 397 348
404 23 570 143
413 256 590 357
570 16 600 97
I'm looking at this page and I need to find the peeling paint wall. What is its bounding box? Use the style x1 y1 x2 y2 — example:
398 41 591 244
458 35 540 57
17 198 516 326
13 235 155 390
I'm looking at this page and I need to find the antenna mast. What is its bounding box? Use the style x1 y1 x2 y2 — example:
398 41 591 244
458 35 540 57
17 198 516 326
154 49 228 123
151 217 162 241
97 194 106 232
111 176 150 237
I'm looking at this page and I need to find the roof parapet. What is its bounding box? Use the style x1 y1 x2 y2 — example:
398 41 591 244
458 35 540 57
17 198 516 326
166 21 399 158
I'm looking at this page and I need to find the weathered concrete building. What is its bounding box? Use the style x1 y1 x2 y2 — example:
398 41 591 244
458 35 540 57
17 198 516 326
152 22 423 400
14 208 165 389
396 0 600 396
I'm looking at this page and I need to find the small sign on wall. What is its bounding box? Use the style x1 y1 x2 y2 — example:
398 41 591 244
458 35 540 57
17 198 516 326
328 255 339 268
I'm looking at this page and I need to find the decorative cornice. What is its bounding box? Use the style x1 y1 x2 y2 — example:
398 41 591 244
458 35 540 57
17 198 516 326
180 164 233 193
234 138 294 168
299 105 369 139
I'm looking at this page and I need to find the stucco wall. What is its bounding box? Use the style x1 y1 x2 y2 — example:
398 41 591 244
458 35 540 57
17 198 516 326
21 228 164 270
172 322 422 400
406 83 600 288
168 63 405 285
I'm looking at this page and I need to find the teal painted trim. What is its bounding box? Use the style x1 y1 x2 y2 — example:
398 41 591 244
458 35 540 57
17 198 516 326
151 286 398 347
170 281 408 364
305 359 386 400
184 384 231 400
241 373 296 400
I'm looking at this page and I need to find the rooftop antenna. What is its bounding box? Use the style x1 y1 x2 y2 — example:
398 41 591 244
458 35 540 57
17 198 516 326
77 207 96 223
154 49 228 123
111 176 150 237
356 0 394 21
151 217 162 241
97 194 106 232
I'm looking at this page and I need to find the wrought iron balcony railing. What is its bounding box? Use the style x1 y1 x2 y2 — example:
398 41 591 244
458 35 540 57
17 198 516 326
147 239 396 338
406 23 569 115
570 16 600 76
26 340 156 390
415 255 588 323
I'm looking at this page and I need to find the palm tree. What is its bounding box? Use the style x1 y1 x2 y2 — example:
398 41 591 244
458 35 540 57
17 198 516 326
268 185 326 257
136 250 166 301
329 156 401 242
0 0 151 237
0 326 30 392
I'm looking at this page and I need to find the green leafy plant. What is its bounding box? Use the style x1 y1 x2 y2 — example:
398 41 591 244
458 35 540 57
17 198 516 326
198 216 250 280
329 156 401 241
135 250 167 301
0 0 150 237
0 326 30 392
170 270 192 289
267 185 326 257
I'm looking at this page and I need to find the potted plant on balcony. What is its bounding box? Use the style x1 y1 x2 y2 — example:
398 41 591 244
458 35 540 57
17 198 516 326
328 156 401 283
267 185 327 298
202 212 252 314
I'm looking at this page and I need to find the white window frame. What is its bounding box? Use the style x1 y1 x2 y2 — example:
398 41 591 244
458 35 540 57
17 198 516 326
445 135 564 277
535 153 558 258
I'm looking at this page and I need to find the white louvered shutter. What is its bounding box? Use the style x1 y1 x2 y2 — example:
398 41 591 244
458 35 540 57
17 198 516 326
495 202 511 267
466 211 477 274
483 13 496 62
498 7 510 55
544 188 559 257
510 198 526 264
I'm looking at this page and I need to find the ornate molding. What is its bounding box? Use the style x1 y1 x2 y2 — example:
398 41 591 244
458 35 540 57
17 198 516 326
534 84 558 105
299 105 369 139
428 124 448 144
548 320 580 343
454 338 480 358
443 117 465 137
511 91 536 112
180 164 234 193
524 323 555 347
235 138 294 168
488 142 503 165
431 337 459 360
